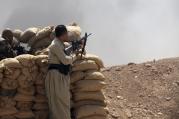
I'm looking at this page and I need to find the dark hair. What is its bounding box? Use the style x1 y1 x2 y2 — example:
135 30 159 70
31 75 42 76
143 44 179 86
55 25 67 37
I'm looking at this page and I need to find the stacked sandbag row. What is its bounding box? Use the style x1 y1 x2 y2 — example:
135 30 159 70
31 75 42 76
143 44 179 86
13 24 82 54
0 54 49 119
70 54 108 119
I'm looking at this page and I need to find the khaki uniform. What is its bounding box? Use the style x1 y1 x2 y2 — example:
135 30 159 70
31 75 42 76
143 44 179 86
45 38 73 119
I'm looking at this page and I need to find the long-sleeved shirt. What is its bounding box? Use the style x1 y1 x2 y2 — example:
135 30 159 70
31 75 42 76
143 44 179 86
48 38 73 65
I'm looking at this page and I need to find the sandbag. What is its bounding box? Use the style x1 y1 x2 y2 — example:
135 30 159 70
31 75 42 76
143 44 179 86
14 94 35 102
16 101 33 111
13 29 23 40
66 25 81 41
70 71 85 84
35 26 54 40
20 27 39 43
16 54 35 67
14 111 35 119
72 60 99 71
0 96 16 108
32 103 48 110
0 63 4 72
31 37 52 49
75 105 108 119
4 69 21 80
17 87 35 96
80 115 107 119
36 86 45 95
73 91 105 102
0 115 16 119
0 58 22 68
34 95 48 103
0 107 18 116
85 70 105 80
34 111 49 119
35 55 48 67
83 54 104 68
74 80 106 92
1 78 18 90
21 68 33 81
17 75 33 88
72 100 106 108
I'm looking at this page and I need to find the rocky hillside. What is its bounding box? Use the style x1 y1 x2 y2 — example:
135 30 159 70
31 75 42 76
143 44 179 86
102 57 179 119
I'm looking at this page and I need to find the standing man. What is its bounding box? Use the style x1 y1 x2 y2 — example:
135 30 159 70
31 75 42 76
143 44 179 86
45 25 76 119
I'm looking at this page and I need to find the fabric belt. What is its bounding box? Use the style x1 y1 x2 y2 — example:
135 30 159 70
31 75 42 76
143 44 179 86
48 64 71 75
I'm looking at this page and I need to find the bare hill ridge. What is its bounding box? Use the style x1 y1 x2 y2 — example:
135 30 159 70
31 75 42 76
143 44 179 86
102 57 179 119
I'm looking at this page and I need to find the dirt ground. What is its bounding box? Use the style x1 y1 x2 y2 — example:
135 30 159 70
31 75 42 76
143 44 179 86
102 57 179 119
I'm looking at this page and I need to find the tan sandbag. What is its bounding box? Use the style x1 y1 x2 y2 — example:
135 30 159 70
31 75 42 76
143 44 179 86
0 96 16 108
36 85 45 95
32 37 52 49
1 78 18 90
1 115 16 119
84 54 104 68
33 103 48 110
34 95 48 103
74 80 106 92
0 58 22 68
17 87 35 96
16 101 33 111
66 25 81 41
21 68 33 81
15 111 35 119
85 70 105 80
35 55 48 63
34 111 49 119
35 74 45 85
70 71 85 84
15 54 35 67
0 72 3 79
20 27 39 43
72 60 99 71
73 91 105 102
0 63 4 72
13 29 22 40
29 65 38 73
35 26 54 40
0 107 18 116
4 69 21 80
80 115 107 119
17 75 33 88
75 105 108 119
72 100 106 108
14 94 35 102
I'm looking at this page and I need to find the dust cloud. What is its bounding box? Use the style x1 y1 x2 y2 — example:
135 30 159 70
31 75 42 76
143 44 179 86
0 0 179 66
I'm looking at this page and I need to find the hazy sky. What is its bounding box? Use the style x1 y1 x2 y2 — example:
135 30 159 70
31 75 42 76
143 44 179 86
0 0 179 66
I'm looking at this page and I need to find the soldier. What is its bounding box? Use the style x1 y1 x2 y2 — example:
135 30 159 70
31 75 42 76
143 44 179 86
2 28 26 55
45 25 76 119
0 37 15 60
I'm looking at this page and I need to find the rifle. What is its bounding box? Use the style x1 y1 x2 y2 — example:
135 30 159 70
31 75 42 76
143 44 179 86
65 32 92 56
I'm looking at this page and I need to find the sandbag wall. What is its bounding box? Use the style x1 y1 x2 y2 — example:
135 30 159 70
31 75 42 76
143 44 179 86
13 24 81 54
70 54 108 119
0 54 107 119
0 54 49 119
